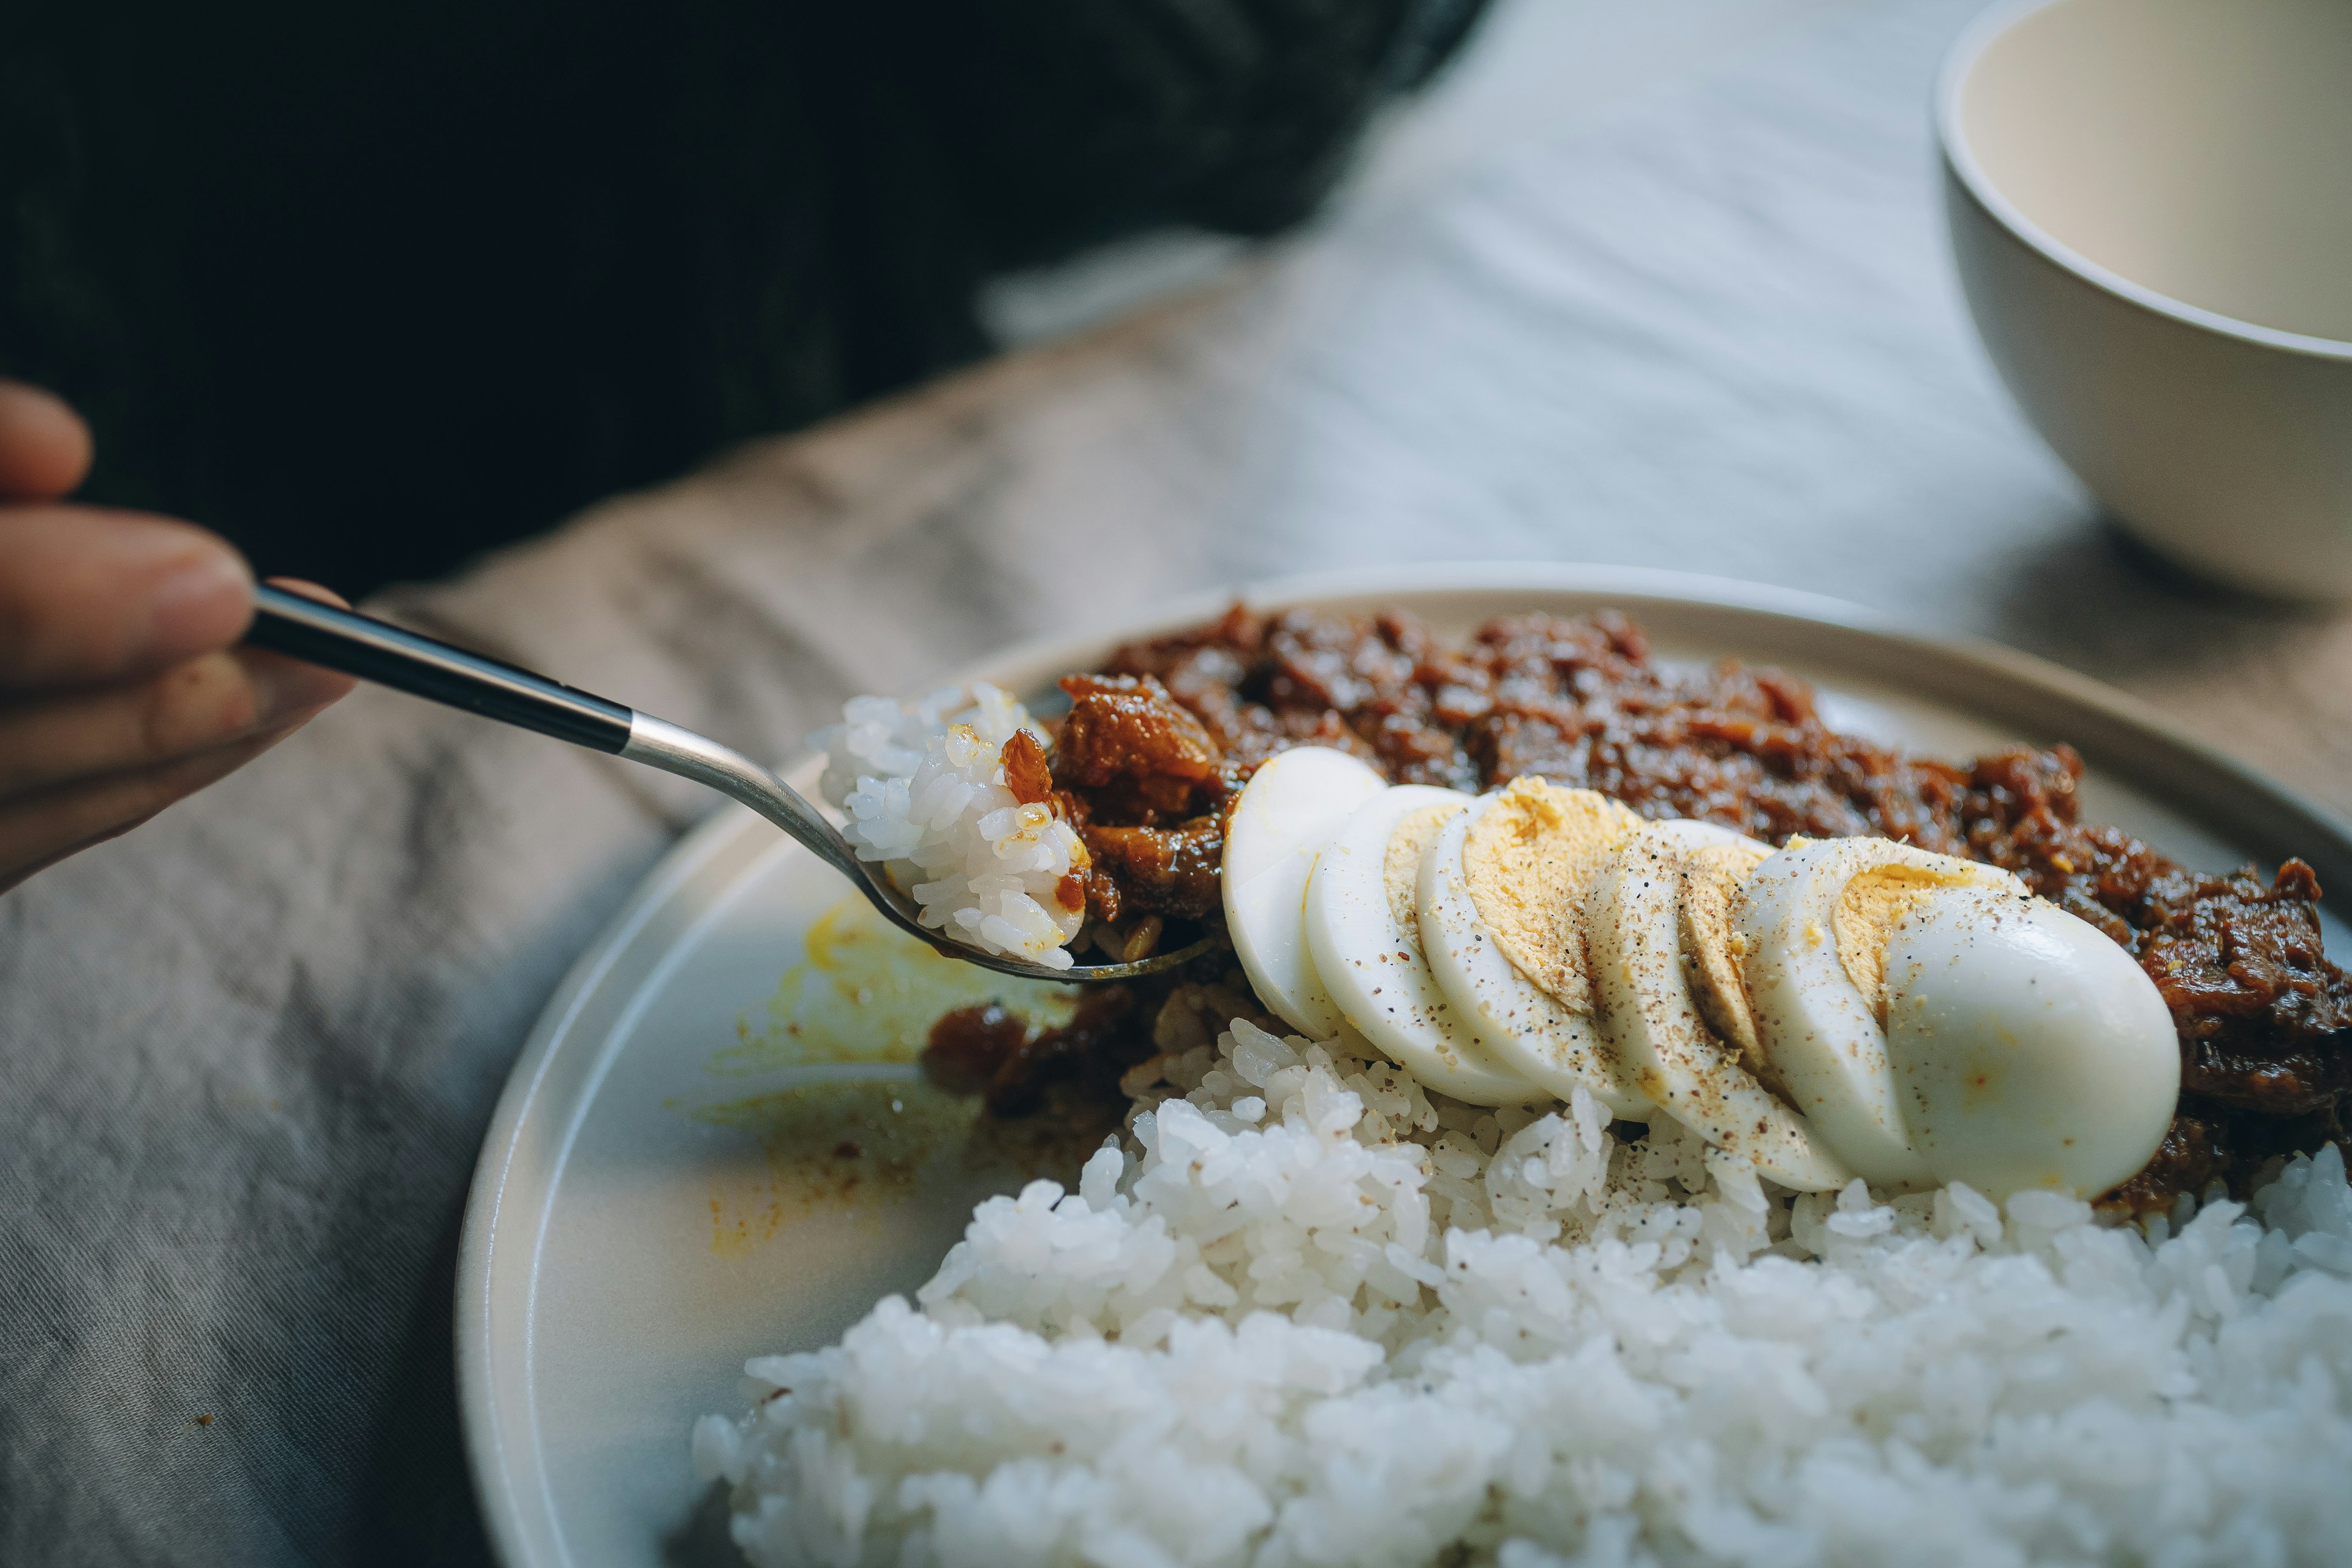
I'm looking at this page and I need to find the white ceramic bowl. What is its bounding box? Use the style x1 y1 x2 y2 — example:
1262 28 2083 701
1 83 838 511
1938 0 2352 599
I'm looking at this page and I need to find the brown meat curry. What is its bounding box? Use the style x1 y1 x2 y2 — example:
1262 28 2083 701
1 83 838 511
935 605 2351 1208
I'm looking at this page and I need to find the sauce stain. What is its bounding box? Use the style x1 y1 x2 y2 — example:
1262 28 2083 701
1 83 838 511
708 898 1080 1074
694 1079 980 1256
684 897 1101 1256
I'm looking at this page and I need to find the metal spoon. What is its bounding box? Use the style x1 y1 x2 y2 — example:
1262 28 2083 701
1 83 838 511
244 585 1216 983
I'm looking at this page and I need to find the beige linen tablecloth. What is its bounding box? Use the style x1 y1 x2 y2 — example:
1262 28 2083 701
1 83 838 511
6 0 2348 1561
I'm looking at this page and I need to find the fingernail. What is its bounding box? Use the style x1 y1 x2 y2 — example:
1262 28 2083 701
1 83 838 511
145 548 255 662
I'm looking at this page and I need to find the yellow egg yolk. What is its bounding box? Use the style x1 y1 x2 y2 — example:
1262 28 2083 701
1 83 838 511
1834 862 1999 1020
1461 778 1640 1011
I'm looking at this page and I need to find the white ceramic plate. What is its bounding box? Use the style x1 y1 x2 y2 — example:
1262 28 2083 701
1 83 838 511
456 564 2352 1568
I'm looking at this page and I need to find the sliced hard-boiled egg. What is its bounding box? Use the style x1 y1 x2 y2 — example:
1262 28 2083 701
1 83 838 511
1586 820 1853 1191
1305 787 1545 1106
1460 777 1642 1010
1415 793 1648 1117
1680 837 1773 1082
1740 839 2025 1188
1883 886 2179 1199
1221 746 1389 1038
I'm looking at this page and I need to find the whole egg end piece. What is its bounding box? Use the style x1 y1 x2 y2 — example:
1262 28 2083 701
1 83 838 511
1883 886 2179 1200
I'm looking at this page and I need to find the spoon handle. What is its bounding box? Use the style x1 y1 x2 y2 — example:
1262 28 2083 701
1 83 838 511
244 584 870 881
245 584 633 752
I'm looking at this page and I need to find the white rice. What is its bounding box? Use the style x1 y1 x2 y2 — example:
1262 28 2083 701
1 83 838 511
814 684 1087 968
695 1000 2352 1567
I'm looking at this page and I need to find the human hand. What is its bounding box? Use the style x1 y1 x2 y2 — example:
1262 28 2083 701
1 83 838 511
0 381 354 894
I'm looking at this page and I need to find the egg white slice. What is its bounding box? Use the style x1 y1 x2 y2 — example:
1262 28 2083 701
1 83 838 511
1587 820 1853 1191
1415 799 1648 1117
1306 786 1544 1106
1884 884 2179 1199
1221 745 1389 1038
1740 839 2023 1189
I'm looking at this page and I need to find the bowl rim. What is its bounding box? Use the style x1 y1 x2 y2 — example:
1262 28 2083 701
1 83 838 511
1935 0 2352 364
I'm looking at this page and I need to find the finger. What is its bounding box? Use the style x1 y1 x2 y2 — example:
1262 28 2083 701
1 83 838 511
0 507 254 691
263 576 350 609
0 382 94 499
0 644 352 799
0 722 309 895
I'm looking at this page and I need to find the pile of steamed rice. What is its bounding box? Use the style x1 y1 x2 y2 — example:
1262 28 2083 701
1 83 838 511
815 684 1086 970
695 974 2352 1567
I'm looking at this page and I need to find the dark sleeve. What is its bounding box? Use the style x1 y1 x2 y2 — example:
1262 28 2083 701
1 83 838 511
924 0 1491 252
0 0 1490 595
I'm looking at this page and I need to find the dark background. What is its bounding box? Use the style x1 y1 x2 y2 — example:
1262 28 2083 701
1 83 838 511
2 0 1487 597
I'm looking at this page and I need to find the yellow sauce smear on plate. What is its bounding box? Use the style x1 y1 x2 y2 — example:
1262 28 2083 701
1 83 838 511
709 898 1080 1073
682 898 1097 1254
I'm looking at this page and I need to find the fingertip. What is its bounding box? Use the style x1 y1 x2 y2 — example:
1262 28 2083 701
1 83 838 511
0 382 96 500
146 533 258 661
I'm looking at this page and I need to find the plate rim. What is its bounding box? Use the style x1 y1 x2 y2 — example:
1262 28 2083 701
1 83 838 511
454 560 2352 1568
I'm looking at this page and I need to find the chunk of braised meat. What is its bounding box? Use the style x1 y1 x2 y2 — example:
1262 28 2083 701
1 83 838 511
920 1002 1029 1096
1100 601 1268 756
1051 673 1242 921
1055 673 1226 816
1106 606 1476 784
921 989 1147 1118
1076 819 1224 924
1947 746 2174 921
2101 1106 2233 1214
1253 609 1444 777
1000 729 1055 806
2106 1096 2350 1213
2144 865 2352 1115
